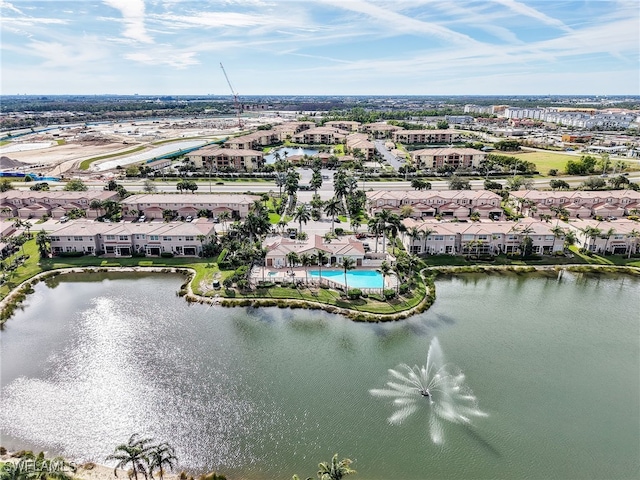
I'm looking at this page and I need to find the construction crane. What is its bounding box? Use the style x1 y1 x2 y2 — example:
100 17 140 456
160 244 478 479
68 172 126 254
220 62 243 128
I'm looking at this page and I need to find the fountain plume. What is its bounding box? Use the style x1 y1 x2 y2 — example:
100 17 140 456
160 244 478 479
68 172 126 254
370 337 487 444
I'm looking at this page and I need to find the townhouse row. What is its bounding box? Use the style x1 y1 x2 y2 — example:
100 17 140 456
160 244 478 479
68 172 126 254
402 218 568 256
366 190 504 220
48 220 217 257
0 191 120 219
510 190 640 219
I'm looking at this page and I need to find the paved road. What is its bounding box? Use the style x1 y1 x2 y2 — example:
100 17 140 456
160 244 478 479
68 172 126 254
374 139 404 170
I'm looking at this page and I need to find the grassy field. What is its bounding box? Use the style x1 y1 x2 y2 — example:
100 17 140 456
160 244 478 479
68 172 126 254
511 150 640 175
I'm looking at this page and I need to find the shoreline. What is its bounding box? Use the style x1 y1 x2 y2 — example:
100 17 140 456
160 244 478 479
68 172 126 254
1 264 639 328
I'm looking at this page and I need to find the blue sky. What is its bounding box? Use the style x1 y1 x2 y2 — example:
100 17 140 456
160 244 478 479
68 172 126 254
1 0 638 95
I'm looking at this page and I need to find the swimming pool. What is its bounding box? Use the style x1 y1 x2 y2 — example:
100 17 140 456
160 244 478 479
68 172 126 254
308 269 384 289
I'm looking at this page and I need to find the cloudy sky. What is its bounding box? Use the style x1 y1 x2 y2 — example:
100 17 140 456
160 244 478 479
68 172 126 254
1 0 638 95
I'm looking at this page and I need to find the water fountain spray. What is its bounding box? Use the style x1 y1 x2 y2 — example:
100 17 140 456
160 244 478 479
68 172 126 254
370 337 487 444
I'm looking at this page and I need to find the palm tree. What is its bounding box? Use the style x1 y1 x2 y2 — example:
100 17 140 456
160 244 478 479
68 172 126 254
602 227 616 254
316 250 328 283
299 252 314 285
339 257 356 293
286 251 299 272
379 260 392 290
106 434 153 480
563 229 576 251
147 443 177 480
627 229 639 258
36 229 51 259
219 211 231 234
89 199 104 218
317 454 356 480
293 205 311 234
550 225 565 252
324 197 344 233
350 216 361 234
581 226 602 252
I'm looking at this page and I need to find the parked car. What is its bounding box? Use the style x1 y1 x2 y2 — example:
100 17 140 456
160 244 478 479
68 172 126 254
59 216 69 223
139 215 146 222
185 215 193 222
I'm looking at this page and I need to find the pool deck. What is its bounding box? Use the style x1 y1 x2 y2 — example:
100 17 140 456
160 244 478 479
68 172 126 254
251 266 397 291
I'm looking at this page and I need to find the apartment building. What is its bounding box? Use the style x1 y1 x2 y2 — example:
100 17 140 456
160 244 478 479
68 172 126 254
186 146 264 171
324 121 361 132
367 190 503 219
0 191 120 219
361 123 403 139
392 129 460 145
292 126 348 145
410 147 485 169
49 220 217 257
120 194 260 220
345 133 376 160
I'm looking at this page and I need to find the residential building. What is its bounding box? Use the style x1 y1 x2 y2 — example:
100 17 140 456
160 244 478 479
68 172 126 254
48 220 217 257
511 190 640 219
324 121 361 132
345 133 376 160
186 146 264 171
361 123 403 139
120 194 260 220
410 147 485 170
0 191 119 219
565 219 640 255
366 190 503 219
402 218 565 256
292 126 348 145
392 129 460 145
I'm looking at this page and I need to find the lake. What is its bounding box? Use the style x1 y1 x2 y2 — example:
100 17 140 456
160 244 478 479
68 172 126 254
1 271 638 479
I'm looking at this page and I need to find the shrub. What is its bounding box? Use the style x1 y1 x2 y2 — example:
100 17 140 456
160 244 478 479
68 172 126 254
334 227 344 236
383 288 396 300
217 249 228 264
160 252 174 258
347 288 362 299
399 283 411 295
58 251 84 257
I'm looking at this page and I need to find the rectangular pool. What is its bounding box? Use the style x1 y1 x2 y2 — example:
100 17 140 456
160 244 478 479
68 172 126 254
308 269 383 289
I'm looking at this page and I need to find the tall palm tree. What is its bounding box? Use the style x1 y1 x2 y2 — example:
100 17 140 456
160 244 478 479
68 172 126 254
563 229 576 251
324 197 344 233
350 216 361 234
36 229 51 259
550 225 565 253
367 217 382 253
299 252 314 285
219 211 231 234
293 205 311 234
374 209 393 253
106 434 153 480
602 227 616 254
581 226 602 252
147 443 177 480
316 250 328 283
627 229 639 258
340 256 356 293
317 454 356 480
286 251 299 272
379 260 392 290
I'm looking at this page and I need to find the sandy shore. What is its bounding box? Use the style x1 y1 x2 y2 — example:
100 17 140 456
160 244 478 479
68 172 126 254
0 452 180 480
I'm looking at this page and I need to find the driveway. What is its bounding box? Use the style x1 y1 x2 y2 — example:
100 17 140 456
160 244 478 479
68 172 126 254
374 139 404 170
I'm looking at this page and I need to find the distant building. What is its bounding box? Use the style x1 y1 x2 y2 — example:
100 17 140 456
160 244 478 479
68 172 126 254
121 193 260 220
392 129 460 145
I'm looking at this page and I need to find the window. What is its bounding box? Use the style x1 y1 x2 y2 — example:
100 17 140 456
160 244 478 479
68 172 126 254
185 236 194 241
150 235 159 241
73 236 82 241
462 234 474 241
478 235 489 241
434 235 444 241
106 235 115 240
119 235 128 241
163 236 171 241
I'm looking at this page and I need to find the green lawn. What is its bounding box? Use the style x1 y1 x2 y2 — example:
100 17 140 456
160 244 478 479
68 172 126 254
511 150 640 175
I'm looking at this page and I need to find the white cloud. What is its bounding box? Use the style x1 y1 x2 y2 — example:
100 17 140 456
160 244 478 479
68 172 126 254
125 49 199 68
0 0 23 15
103 0 152 43
490 0 572 32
